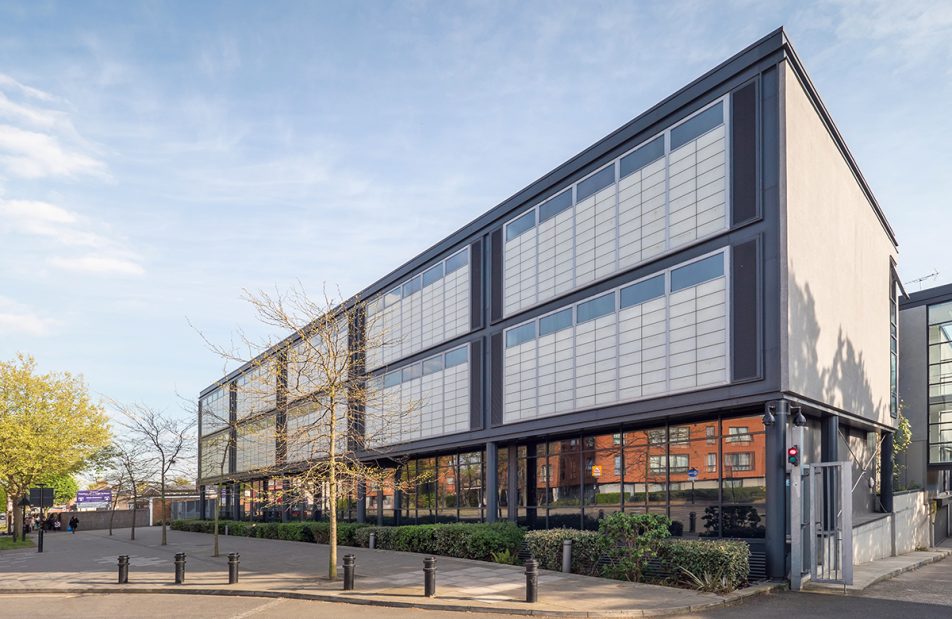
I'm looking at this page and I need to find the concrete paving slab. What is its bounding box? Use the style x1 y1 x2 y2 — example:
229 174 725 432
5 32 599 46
803 546 952 593
0 527 779 617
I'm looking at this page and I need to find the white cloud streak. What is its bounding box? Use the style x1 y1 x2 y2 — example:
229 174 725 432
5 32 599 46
0 296 59 336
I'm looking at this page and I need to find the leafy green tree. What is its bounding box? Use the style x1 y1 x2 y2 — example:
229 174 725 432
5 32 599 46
37 472 79 505
0 354 111 541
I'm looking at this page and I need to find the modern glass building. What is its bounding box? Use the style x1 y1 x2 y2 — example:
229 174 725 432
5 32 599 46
196 29 899 582
897 284 952 544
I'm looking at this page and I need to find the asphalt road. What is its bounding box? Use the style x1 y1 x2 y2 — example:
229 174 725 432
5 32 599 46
0 593 518 619
683 553 952 619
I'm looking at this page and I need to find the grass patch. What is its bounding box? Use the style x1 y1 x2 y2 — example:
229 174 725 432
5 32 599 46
0 536 34 551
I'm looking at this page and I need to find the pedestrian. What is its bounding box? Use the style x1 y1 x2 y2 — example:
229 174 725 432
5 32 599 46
68 515 79 534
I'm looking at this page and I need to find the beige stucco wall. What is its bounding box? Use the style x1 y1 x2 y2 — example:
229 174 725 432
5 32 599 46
780 61 897 428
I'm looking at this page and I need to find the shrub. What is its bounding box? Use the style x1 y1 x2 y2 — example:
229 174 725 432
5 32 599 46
524 528 607 576
599 512 671 582
353 522 523 561
656 539 749 592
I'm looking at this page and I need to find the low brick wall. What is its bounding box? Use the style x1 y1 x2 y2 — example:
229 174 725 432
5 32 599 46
53 509 151 532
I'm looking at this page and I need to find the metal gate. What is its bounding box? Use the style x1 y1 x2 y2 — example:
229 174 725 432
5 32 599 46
790 462 853 589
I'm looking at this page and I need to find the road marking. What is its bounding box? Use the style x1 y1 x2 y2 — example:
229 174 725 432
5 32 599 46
231 597 287 618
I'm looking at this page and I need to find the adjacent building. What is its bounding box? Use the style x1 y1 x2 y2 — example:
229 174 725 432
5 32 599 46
898 284 952 544
196 28 899 581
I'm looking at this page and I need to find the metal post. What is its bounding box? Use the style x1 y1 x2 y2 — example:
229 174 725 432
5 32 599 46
765 400 789 580
689 511 696 533
343 554 356 590
174 552 187 584
356 481 367 524
228 553 240 584
561 539 572 573
224 525 229 536
118 555 129 584
369 531 376 550
525 558 539 603
486 442 498 523
789 425 804 591
881 432 894 513
840 462 853 585
37 528 43 553
423 556 437 597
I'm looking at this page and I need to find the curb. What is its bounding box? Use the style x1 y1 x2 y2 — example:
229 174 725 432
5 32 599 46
3 581 783 618
803 548 952 595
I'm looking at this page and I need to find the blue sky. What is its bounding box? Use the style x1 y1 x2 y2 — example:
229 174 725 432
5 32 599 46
0 1 949 419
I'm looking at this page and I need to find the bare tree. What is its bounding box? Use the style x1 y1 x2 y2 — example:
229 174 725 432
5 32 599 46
200 285 423 580
116 403 195 545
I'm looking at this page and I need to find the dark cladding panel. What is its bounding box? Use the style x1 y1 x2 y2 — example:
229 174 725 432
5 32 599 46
490 332 503 426
731 238 762 381
761 67 779 219
470 339 483 430
470 240 483 331
490 228 503 322
731 80 758 225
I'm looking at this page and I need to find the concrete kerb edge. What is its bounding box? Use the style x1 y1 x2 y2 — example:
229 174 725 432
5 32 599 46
3 581 784 618
805 547 952 596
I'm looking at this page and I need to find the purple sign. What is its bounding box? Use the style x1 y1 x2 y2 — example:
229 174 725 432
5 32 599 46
76 490 112 508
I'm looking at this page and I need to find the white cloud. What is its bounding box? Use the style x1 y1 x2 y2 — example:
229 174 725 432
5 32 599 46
0 297 59 336
0 198 145 276
0 74 55 102
48 255 145 276
0 124 107 179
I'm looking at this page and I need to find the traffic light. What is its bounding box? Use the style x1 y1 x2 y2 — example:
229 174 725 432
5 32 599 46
787 445 800 467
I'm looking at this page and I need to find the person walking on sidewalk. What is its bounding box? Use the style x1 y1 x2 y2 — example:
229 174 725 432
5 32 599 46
68 515 79 534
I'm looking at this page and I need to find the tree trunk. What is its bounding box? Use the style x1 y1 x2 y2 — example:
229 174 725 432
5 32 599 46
213 481 221 557
328 404 338 580
161 467 168 545
108 486 120 536
131 491 137 540
12 501 22 543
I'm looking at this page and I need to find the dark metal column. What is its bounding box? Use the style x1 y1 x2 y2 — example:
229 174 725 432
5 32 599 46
507 444 519 522
356 480 367 524
486 442 498 523
822 415 839 462
525 443 538 528
765 400 789 580
393 467 403 526
199 485 206 520
881 432 894 513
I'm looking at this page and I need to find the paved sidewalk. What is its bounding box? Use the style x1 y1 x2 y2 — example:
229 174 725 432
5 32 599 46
804 544 952 594
0 527 777 617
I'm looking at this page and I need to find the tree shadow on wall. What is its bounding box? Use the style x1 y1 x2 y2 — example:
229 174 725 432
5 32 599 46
787 276 885 517
787 276 882 423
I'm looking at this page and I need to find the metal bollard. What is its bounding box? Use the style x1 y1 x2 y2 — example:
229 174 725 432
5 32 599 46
561 538 572 573
343 554 356 590
118 555 129 584
37 528 44 553
228 552 240 584
525 558 539 603
224 525 229 536
689 511 696 534
423 556 437 597
174 552 187 584
369 531 376 550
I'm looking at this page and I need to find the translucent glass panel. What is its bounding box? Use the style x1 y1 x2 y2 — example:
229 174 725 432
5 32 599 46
235 415 276 473
503 251 728 423
366 247 470 370
929 301 952 464
200 387 229 436
365 346 470 448
285 398 347 463
287 320 348 399
235 363 277 419
200 432 229 479
503 99 728 317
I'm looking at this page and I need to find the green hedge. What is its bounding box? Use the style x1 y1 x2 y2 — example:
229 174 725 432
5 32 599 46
522 525 749 593
169 520 368 546
657 539 749 591
354 522 524 561
524 529 607 575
